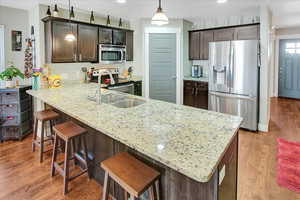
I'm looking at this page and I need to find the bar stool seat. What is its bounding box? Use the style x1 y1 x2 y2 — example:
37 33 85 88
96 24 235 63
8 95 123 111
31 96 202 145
36 109 60 121
101 152 160 200
32 109 60 163
51 121 90 195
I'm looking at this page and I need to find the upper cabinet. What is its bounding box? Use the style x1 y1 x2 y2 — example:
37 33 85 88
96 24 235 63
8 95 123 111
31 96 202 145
213 28 235 42
126 31 134 61
78 24 99 62
43 17 134 63
46 21 78 63
188 24 260 60
99 28 113 44
234 25 260 40
189 31 201 60
113 30 126 45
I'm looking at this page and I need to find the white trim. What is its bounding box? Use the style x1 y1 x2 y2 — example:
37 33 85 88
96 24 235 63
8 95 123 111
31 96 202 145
0 25 5 72
258 122 269 132
274 34 300 97
144 27 182 104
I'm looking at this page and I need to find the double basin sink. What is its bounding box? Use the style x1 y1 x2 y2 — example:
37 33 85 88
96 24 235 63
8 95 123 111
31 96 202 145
88 93 145 108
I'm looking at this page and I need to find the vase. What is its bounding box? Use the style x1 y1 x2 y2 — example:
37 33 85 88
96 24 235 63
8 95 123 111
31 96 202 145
5 80 15 88
32 76 40 90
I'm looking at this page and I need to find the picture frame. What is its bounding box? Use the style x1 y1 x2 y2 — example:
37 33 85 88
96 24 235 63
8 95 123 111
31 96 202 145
11 30 22 51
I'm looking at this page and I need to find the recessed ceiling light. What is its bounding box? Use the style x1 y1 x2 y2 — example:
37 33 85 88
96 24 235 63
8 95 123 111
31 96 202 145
116 0 126 3
217 0 227 3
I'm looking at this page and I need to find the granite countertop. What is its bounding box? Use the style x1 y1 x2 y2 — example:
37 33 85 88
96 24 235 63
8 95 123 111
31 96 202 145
27 82 242 183
184 76 209 82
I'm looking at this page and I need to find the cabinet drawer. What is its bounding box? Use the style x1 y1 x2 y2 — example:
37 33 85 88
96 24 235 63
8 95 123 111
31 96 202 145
1 92 18 104
1 121 32 140
1 104 19 114
1 110 32 126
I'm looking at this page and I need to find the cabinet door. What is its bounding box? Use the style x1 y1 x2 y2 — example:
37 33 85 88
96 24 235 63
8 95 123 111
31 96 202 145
189 31 201 60
201 31 214 60
78 24 99 62
99 28 112 44
113 30 126 45
126 31 134 61
213 28 235 42
52 21 77 63
195 82 208 109
183 81 195 107
235 25 260 40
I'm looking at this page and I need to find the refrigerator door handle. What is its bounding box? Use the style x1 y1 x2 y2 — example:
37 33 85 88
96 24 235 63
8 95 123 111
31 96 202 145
213 66 227 73
209 91 256 101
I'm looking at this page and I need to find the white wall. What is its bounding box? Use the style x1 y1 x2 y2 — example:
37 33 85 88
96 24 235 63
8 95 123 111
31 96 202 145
0 5 29 83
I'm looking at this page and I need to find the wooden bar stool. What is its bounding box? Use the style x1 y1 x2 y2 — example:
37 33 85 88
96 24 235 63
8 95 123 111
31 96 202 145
51 121 90 195
32 109 60 163
101 152 160 200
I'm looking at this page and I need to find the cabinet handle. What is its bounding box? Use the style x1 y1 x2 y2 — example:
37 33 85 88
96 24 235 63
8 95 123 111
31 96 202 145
74 53 77 61
192 88 195 95
195 88 198 95
79 54 82 61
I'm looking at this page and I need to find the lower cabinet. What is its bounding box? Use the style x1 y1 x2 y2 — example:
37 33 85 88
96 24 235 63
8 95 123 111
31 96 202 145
134 81 142 96
184 80 208 109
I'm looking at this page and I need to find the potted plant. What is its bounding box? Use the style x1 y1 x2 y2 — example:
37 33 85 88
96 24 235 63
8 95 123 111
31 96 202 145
0 64 24 88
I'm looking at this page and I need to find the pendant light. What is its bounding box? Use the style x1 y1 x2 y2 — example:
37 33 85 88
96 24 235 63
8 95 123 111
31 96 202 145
90 11 95 23
53 4 59 17
65 0 76 42
151 0 169 26
46 6 51 16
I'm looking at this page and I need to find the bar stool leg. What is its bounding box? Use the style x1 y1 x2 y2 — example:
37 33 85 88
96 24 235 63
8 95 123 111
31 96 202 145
32 118 38 152
49 120 55 143
124 191 129 200
39 121 45 163
149 184 158 200
51 133 58 177
82 135 91 179
102 172 110 200
63 140 70 195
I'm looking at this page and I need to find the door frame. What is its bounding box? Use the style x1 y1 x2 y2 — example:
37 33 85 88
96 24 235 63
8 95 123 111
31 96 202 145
144 27 181 104
0 25 5 72
274 34 300 97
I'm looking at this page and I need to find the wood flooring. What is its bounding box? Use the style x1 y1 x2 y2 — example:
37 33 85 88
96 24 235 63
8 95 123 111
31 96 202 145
1 97 300 200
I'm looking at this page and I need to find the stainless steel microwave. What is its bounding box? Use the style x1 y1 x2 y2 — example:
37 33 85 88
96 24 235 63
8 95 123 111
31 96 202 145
99 44 126 64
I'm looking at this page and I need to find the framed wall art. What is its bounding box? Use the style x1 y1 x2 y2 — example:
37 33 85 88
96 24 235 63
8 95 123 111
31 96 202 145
11 30 22 51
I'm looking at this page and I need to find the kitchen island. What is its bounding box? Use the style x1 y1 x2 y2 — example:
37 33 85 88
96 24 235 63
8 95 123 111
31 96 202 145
27 82 242 200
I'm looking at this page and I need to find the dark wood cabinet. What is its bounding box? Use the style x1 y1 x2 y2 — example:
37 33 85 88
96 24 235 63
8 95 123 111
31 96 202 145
48 21 78 63
200 31 214 60
184 80 208 109
113 29 126 45
189 31 201 60
189 24 260 60
214 28 235 42
235 25 260 40
78 24 98 62
99 27 113 44
126 31 134 61
134 81 142 96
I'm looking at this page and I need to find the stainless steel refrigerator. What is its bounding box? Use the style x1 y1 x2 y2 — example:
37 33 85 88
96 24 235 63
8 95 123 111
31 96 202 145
208 40 260 131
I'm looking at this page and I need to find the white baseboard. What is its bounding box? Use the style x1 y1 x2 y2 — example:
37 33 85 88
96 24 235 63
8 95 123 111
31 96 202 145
258 123 269 132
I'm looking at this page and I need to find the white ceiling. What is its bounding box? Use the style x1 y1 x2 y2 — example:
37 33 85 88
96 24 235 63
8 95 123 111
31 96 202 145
0 0 300 23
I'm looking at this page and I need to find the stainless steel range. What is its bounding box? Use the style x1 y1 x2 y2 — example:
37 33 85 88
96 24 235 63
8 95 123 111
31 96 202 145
208 40 260 131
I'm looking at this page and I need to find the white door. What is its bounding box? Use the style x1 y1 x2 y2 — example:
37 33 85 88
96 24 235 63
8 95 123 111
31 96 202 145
149 33 177 103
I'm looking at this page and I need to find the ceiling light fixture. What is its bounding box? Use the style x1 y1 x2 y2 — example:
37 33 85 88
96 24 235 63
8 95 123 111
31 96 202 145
151 0 169 26
217 0 227 3
116 0 126 3
65 0 76 42
53 4 59 16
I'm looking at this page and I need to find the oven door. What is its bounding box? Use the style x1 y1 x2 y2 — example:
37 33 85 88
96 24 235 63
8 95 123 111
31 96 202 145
99 47 124 64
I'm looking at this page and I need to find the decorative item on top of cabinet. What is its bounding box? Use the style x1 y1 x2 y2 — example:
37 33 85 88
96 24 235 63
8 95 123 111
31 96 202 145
78 24 98 62
99 27 113 44
126 30 134 61
183 80 208 109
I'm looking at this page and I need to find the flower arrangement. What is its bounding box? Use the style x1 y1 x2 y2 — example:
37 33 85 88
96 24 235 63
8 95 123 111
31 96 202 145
32 68 43 90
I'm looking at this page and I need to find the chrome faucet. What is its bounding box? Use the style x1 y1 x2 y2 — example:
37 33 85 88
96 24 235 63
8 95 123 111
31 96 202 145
96 69 115 104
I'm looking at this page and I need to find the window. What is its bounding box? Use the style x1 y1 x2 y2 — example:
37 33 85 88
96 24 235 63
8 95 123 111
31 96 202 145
285 42 300 54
